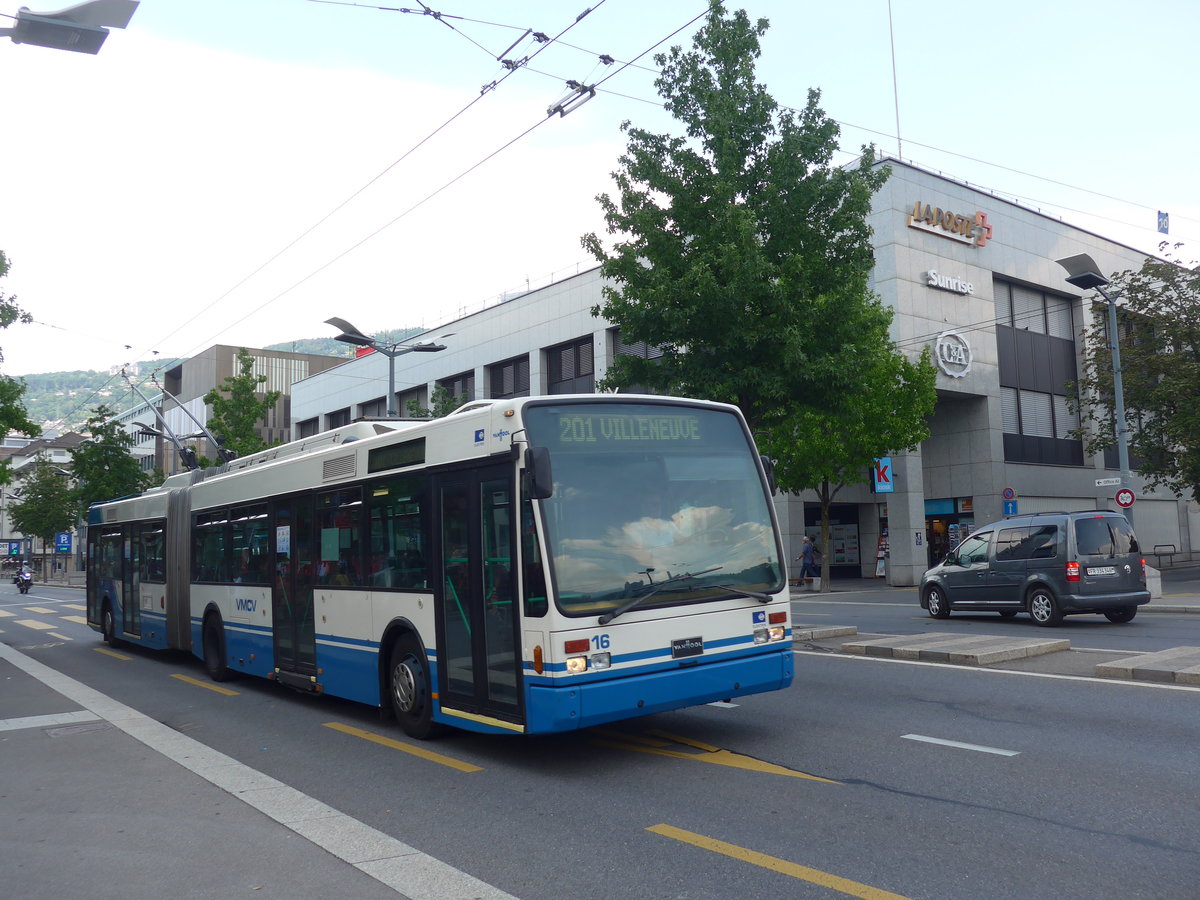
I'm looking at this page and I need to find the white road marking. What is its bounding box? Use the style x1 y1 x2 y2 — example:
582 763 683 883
902 733 1019 757
0 710 102 732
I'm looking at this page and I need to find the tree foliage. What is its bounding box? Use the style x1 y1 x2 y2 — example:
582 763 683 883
0 250 41 472
10 456 76 551
582 1 936 583
406 384 467 419
70 405 155 516
1073 243 1200 499
203 348 282 459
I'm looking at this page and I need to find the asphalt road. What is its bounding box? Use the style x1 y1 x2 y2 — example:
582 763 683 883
4 583 1199 899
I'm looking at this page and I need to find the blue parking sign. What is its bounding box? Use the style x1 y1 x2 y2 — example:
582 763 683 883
55 532 72 553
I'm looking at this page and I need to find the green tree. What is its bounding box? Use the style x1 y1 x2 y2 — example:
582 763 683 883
582 2 936 586
203 348 282 459
10 456 75 574
405 384 467 419
0 250 42 482
1072 243 1200 500
70 405 155 517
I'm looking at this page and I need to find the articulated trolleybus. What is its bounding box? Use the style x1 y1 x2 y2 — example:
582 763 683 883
87 395 793 737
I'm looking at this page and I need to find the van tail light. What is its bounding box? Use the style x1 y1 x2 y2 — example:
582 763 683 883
1066 561 1080 582
1140 558 1147 578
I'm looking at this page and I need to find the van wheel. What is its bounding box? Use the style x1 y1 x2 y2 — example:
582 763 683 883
1104 607 1137 624
203 615 231 682
925 586 950 619
1028 588 1062 626
389 636 443 740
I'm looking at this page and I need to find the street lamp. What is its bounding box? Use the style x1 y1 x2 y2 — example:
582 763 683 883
325 317 446 418
1 1 138 54
1056 253 1133 527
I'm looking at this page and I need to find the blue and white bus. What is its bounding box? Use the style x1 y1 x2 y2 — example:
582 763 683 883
87 395 793 737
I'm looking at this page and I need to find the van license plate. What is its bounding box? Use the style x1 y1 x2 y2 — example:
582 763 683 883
1087 566 1116 575
672 637 703 658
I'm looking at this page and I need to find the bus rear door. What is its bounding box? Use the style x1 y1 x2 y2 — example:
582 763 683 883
271 498 317 682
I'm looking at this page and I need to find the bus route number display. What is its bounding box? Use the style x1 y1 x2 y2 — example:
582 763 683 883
558 413 702 445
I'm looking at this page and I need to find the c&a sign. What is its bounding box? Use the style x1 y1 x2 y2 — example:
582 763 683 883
908 201 993 247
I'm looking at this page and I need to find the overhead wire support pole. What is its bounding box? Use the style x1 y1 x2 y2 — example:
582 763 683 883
119 369 198 471
150 375 237 463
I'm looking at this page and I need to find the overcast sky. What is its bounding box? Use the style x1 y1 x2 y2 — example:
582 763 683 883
2 0 1196 389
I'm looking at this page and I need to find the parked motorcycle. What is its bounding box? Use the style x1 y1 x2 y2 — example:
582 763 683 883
15 571 32 594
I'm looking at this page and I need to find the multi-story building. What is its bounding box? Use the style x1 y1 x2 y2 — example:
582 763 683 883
132 344 345 476
289 159 1197 585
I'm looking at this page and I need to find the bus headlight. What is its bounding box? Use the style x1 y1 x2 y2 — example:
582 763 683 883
566 655 588 674
590 652 611 670
753 628 769 644
769 626 785 642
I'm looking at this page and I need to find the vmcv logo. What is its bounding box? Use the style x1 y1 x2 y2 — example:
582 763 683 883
235 597 257 613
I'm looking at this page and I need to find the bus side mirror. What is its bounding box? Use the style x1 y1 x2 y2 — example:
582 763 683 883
760 455 778 495
523 446 554 500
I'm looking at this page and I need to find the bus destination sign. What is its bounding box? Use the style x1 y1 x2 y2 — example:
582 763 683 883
557 413 703 445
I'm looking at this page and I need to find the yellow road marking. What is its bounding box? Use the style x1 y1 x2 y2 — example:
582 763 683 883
24 606 55 614
63 603 86 611
592 731 839 783
170 673 240 696
94 647 132 660
61 615 88 625
648 824 912 900
323 722 482 773
15 619 54 631
50 633 72 641
0 608 14 617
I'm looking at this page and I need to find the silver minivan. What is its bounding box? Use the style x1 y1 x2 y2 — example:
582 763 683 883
919 510 1150 626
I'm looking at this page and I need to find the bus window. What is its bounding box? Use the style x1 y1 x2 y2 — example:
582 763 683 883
521 499 547 617
230 504 270 584
368 475 428 589
317 487 363 586
138 522 166 583
193 510 229 583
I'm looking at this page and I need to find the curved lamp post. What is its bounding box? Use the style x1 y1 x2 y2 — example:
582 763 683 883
1056 253 1134 528
325 318 445 418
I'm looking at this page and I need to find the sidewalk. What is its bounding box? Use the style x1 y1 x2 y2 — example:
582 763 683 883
0 641 516 900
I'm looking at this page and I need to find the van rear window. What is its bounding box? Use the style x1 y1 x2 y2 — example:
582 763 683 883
1075 516 1137 557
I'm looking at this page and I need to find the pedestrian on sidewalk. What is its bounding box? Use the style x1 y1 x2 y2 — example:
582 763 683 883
796 535 821 579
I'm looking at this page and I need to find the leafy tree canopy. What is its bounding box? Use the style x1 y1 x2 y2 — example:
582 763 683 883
203 348 283 460
406 384 467 419
1073 243 1200 500
10 455 75 547
0 249 41 471
582 1 937 581
70 405 155 516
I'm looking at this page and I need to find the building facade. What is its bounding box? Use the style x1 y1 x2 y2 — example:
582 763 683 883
290 160 1197 584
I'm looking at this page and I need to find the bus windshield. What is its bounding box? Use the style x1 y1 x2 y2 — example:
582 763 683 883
523 402 783 616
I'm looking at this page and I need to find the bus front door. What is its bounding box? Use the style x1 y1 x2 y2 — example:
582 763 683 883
272 499 317 679
437 464 523 729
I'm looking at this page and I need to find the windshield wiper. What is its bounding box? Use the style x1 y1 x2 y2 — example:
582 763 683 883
597 566 722 625
708 584 773 603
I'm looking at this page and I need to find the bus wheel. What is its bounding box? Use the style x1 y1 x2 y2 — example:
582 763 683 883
101 604 122 648
389 636 440 740
203 615 231 682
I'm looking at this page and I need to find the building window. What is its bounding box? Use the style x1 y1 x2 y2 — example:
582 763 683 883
995 280 1082 466
546 337 594 394
398 387 425 417
488 356 530 399
609 328 663 395
296 417 320 439
327 407 351 429
439 371 475 403
359 396 386 419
